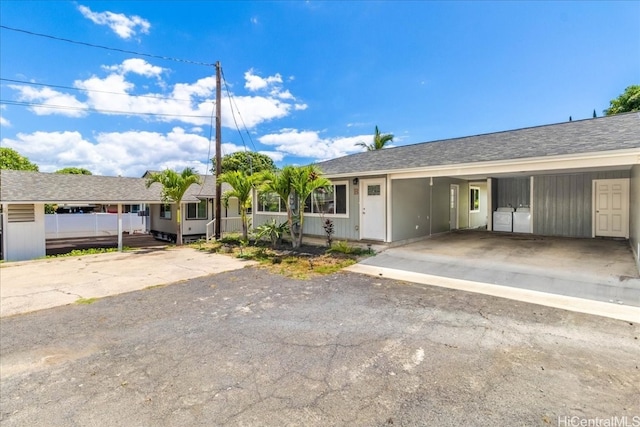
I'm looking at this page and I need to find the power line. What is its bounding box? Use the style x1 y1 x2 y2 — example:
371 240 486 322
0 25 215 67
0 78 201 103
0 99 213 119
221 68 258 153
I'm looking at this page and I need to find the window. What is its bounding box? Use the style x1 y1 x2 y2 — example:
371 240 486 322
367 185 381 196
304 183 348 215
160 204 172 219
257 182 348 216
470 187 480 212
187 199 208 220
257 192 285 213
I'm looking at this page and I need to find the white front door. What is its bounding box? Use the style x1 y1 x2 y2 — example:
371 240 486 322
594 179 629 238
450 184 459 230
360 178 386 241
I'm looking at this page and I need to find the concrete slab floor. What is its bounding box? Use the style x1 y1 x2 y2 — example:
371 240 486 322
355 230 640 316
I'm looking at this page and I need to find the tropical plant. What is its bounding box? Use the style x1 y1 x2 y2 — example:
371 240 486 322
323 219 334 248
604 85 640 116
260 165 331 249
0 147 39 171
355 125 394 151
218 170 258 242
289 165 332 248
253 219 289 248
145 168 202 246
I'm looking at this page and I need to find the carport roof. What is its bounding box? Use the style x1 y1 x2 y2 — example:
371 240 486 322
0 170 225 204
315 112 640 176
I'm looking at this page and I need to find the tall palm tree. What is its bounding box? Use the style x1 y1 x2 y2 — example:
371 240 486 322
355 125 394 151
146 168 202 246
218 170 257 242
260 165 295 244
260 165 331 249
289 165 331 248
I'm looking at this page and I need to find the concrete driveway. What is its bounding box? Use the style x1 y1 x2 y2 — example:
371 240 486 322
1 268 638 426
350 231 640 317
0 247 255 318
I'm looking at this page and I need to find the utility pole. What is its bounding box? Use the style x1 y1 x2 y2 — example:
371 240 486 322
214 61 222 240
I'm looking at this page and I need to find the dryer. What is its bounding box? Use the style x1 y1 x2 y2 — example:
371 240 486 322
493 207 514 232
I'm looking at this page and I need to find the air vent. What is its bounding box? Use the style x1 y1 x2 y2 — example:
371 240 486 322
8 204 35 223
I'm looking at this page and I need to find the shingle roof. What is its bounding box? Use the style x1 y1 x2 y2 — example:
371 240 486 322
315 112 640 176
0 170 230 204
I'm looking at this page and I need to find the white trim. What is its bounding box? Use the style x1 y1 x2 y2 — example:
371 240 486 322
359 178 386 241
530 176 534 233
592 178 630 239
386 175 392 243
450 184 459 230
323 148 640 181
469 186 481 213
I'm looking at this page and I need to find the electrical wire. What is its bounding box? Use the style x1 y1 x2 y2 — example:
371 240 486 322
220 69 259 153
0 99 213 119
0 25 215 67
0 78 200 103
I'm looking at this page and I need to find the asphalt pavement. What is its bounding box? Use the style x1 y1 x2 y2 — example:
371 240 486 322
1 267 638 426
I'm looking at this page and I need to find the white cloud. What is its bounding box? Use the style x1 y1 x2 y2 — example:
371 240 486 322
7 61 303 130
258 129 367 160
103 58 164 77
0 128 234 177
244 69 283 91
9 85 87 117
78 5 150 40
0 106 10 127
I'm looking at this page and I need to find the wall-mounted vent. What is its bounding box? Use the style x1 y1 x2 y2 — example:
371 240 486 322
8 204 35 223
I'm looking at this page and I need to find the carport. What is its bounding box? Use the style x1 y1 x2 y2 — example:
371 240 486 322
0 170 163 261
350 230 640 311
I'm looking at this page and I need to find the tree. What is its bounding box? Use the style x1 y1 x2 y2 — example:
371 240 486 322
355 126 394 151
0 147 39 171
260 165 331 249
56 167 92 175
604 85 640 116
145 168 202 246
218 170 258 242
212 151 276 175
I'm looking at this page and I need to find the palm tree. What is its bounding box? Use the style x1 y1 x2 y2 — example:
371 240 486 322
260 165 295 245
146 168 202 246
355 125 394 151
218 170 257 242
260 165 331 249
289 165 331 248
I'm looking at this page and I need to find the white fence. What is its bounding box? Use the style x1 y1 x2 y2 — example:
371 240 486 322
45 213 146 239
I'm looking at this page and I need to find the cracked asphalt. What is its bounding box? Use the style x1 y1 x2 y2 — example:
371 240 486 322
1 267 638 426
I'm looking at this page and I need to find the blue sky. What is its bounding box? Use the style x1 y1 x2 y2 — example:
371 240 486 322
1 1 638 177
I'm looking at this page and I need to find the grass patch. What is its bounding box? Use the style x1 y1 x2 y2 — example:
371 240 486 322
190 239 364 279
47 247 132 258
75 297 98 305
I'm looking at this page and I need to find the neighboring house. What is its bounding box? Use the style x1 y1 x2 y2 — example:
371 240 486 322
253 112 640 272
142 172 241 243
0 170 240 261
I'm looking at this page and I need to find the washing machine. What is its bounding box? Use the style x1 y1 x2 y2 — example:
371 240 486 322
513 207 531 233
493 207 514 232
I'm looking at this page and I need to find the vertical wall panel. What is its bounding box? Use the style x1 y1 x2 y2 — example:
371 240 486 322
391 178 430 241
533 170 630 238
496 177 530 208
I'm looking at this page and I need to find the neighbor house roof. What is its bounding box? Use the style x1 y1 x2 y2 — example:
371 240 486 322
0 170 229 204
315 112 640 176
